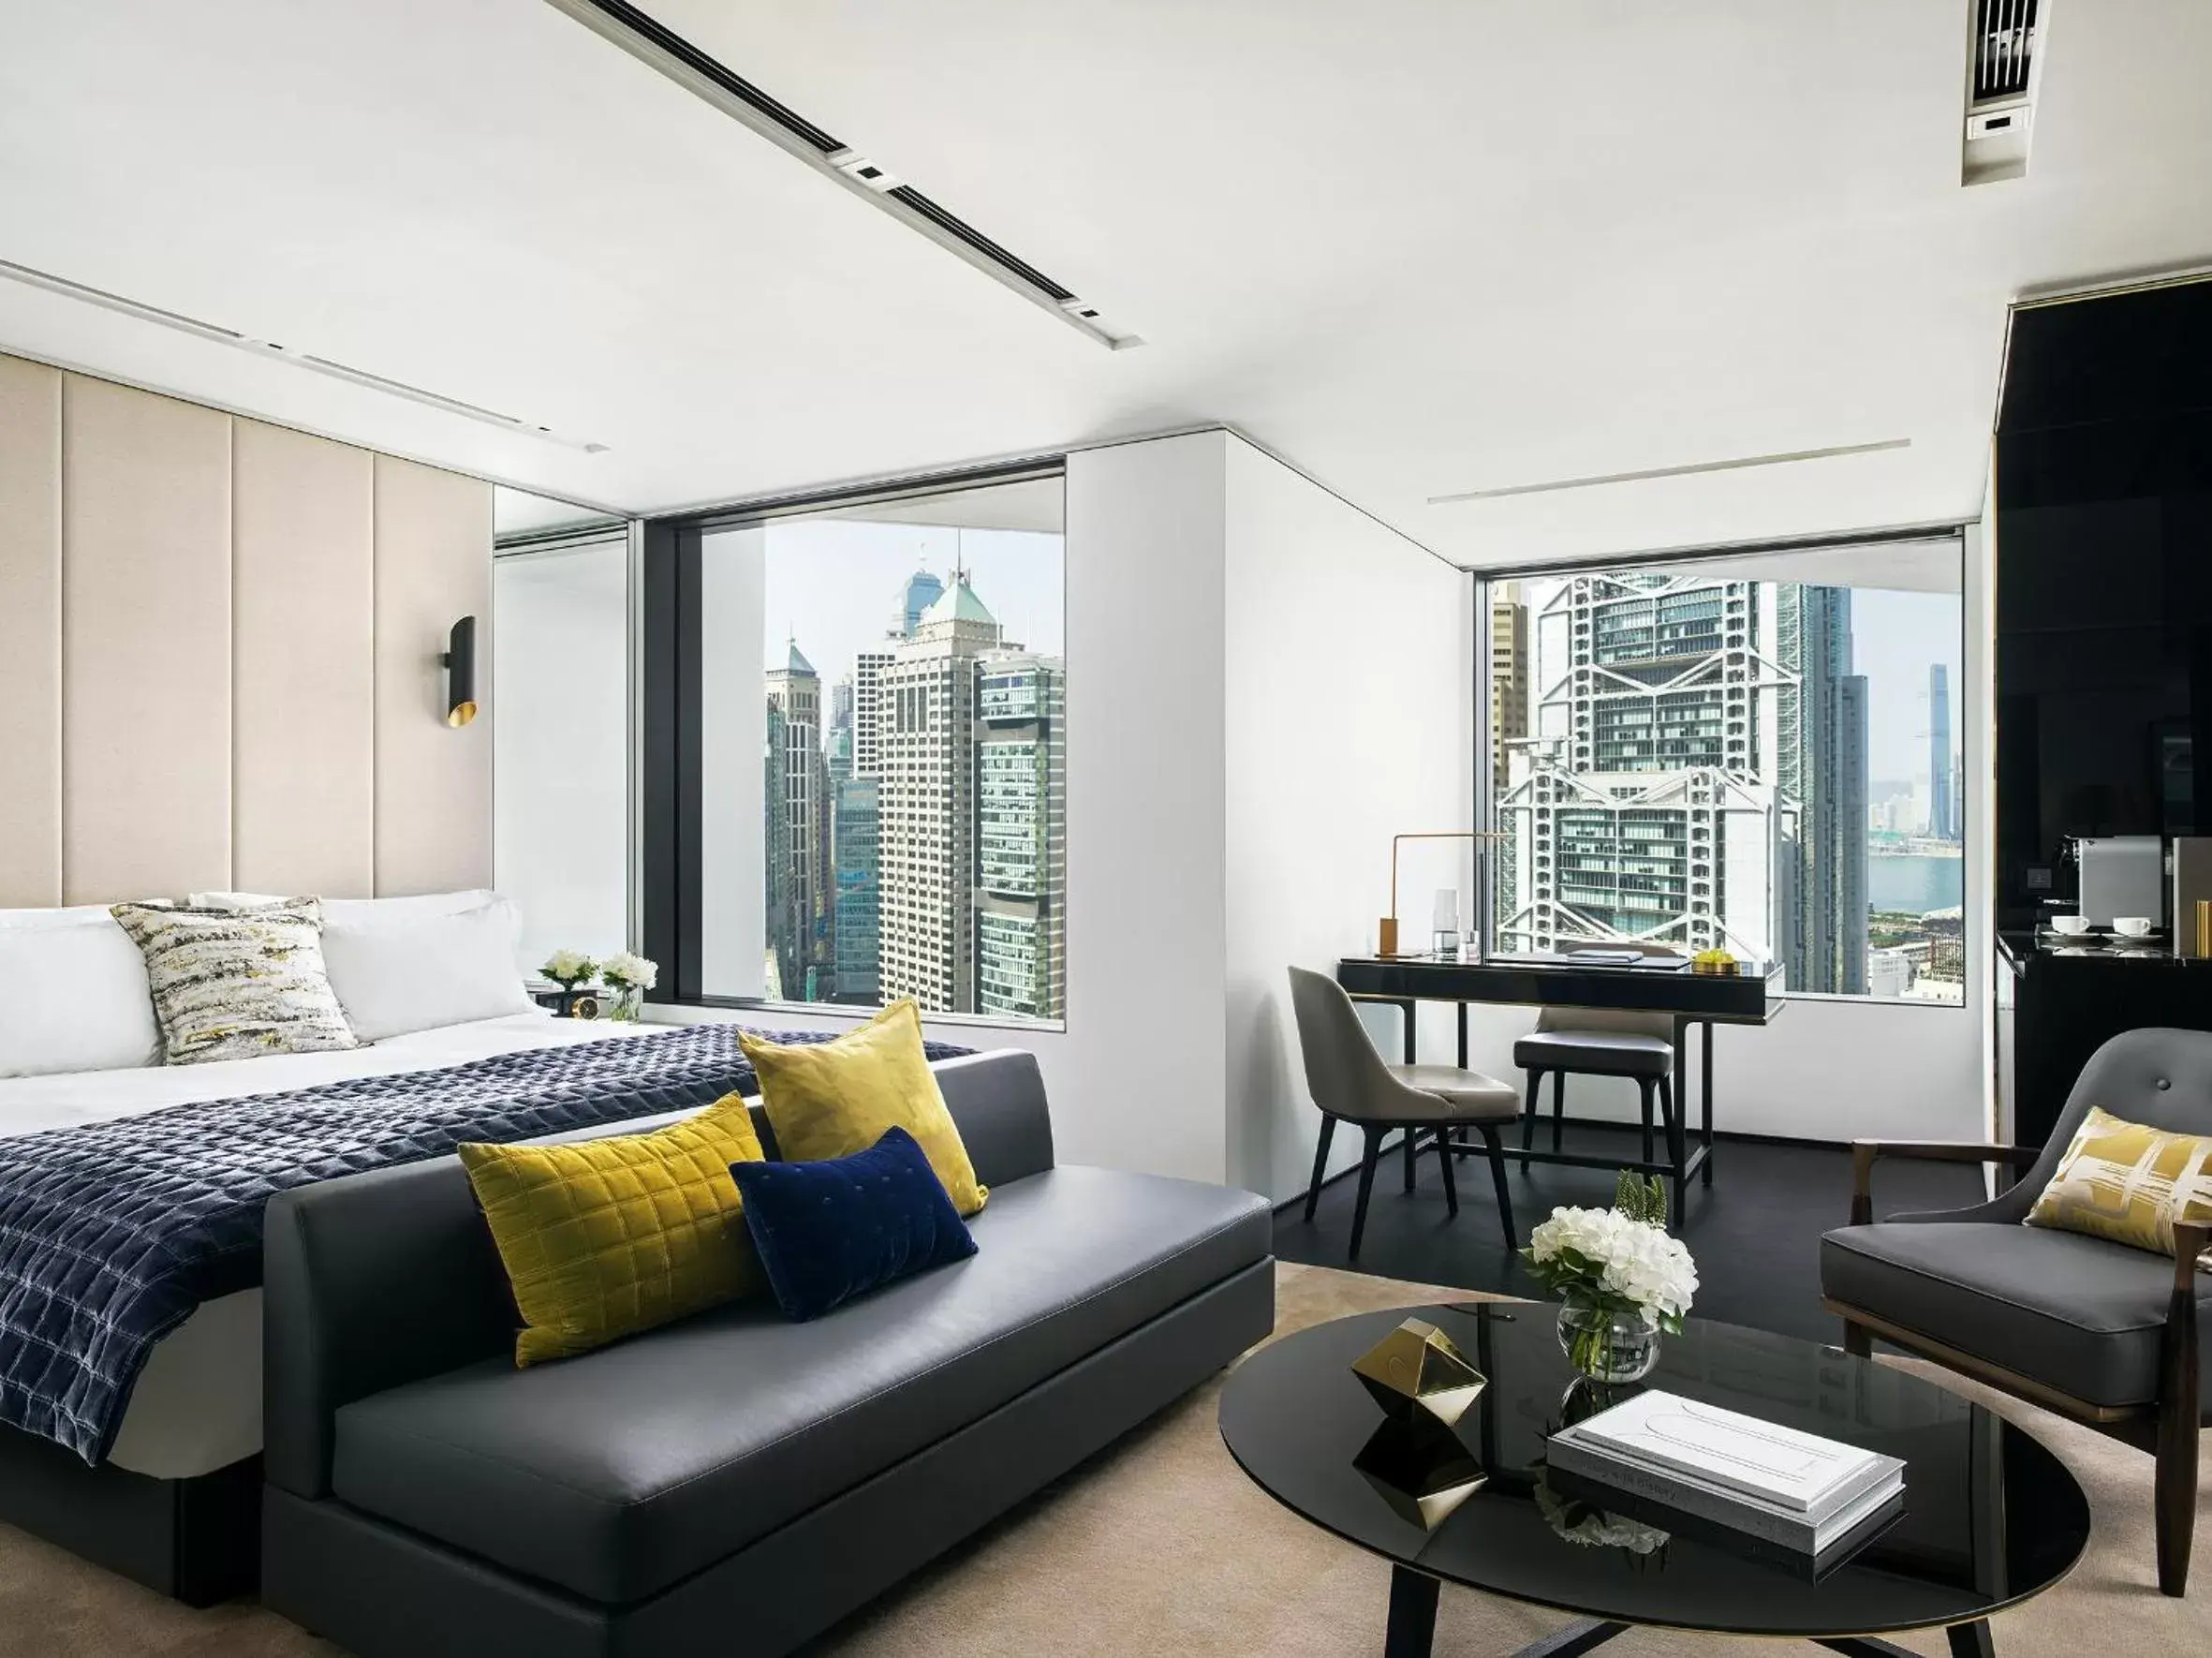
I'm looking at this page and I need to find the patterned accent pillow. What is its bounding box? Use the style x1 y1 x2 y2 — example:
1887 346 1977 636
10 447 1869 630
2026 1105 2212 1266
109 900 361 1065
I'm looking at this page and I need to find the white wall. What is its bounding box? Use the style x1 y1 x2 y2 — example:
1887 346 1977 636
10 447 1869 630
655 433 1232 1185
493 539 628 970
1221 437 1474 1201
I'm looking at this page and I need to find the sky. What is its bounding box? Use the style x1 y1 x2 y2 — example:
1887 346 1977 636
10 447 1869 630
1850 587 1963 790
759 518 1066 691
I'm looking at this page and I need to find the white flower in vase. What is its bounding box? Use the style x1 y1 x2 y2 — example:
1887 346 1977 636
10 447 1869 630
600 953 658 991
541 949 597 990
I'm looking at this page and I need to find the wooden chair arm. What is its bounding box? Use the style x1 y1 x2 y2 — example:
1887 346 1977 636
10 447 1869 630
1848 1140 2042 1227
2175 1222 2211 1298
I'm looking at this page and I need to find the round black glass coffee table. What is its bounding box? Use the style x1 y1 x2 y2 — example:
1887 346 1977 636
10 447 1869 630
1219 1303 2088 1657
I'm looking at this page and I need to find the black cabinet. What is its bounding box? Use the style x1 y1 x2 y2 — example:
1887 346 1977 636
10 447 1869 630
1995 282 2212 931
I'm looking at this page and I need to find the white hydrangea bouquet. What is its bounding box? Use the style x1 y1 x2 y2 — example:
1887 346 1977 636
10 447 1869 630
540 949 598 992
599 952 657 1022
1520 1172 1699 1382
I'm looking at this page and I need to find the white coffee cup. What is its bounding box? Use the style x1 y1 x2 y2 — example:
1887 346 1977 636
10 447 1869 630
2113 915 2155 938
2049 915 2092 936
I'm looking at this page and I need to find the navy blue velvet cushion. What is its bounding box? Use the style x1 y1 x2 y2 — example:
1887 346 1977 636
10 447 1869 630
730 1126 978 1323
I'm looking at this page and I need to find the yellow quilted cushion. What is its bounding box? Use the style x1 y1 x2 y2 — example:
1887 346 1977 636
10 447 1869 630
742 1000 986 1217
459 1098 769 1367
2026 1105 2212 1266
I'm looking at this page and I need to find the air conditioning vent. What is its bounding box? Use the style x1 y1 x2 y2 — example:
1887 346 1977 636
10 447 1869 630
545 0 1135 348
1962 0 2044 186
0 258 610 452
1970 0 2039 107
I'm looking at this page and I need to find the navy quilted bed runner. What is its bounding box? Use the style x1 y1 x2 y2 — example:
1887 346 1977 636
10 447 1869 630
0 1022 973 1465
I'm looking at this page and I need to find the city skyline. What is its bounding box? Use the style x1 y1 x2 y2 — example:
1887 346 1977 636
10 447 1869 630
760 528 1067 1021
1491 570 1963 1000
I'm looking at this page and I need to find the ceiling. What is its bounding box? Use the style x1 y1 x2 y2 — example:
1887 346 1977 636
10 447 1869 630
4 1 2208 567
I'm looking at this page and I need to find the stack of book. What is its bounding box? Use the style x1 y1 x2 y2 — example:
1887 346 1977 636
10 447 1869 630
1548 1391 1905 1575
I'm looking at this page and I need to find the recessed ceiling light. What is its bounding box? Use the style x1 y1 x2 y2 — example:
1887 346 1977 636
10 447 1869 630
0 257 611 452
545 0 1141 350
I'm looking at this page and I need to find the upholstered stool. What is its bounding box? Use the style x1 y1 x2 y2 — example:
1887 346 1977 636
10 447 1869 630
1513 1008 1678 1169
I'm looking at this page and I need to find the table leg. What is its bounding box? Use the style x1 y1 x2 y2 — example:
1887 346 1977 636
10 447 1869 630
1383 1564 1439 1658
1813 1633 1988 1658
1456 1000 1468 1070
1945 1621 1996 1658
1669 1015 1688 1216
1700 1017 1715 1187
1507 1619 1630 1656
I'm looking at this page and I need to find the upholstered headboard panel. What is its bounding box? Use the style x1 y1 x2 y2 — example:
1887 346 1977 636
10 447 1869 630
0 352 491 908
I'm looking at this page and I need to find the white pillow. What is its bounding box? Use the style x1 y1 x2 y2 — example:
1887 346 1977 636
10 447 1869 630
188 890 496 925
0 909 162 1076
319 898 535 1042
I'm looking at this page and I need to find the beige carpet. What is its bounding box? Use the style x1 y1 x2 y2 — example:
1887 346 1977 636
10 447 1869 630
2 1262 2205 1657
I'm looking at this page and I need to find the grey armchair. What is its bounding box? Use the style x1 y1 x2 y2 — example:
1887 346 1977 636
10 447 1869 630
1288 967 1521 1261
1821 1027 2211 1597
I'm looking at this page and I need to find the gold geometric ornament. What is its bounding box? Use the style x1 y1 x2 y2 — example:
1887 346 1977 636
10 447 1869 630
1350 1316 1488 1429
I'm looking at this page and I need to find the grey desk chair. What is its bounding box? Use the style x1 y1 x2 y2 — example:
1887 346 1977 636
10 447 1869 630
1513 1006 1679 1169
1288 967 1520 1261
1821 1027 2212 1597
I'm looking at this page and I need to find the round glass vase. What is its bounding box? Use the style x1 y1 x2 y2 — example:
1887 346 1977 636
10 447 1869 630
607 984 644 1023
1555 1295 1661 1384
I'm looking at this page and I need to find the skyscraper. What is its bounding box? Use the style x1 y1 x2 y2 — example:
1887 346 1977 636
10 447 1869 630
765 640 828 999
831 775 880 1003
877 573 1003 1012
1928 663 1955 841
1499 571 1868 988
1488 584 1528 791
891 567 946 640
976 652 1066 1019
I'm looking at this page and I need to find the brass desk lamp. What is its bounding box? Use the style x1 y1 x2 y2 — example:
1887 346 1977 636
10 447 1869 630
1379 831 1508 956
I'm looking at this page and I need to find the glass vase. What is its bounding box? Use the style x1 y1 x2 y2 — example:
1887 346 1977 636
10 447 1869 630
1556 1295 1661 1384
608 984 643 1022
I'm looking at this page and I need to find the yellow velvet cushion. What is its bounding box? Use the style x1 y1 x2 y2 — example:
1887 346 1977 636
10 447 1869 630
459 1098 769 1367
2026 1105 2212 1266
742 1000 986 1217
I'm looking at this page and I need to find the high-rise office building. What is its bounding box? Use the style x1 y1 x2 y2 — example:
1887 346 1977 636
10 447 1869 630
827 676 855 785
852 650 892 777
976 652 1066 1019
1499 571 1868 988
891 567 946 641
877 574 1003 1012
761 701 789 1001
831 775 880 1003
765 640 828 999
1928 663 1955 841
1488 584 1528 791
1775 585 1868 995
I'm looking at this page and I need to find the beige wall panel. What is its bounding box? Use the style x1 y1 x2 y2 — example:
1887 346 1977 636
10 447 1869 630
232 420 376 896
374 455 492 895
0 356 62 907
61 376 232 903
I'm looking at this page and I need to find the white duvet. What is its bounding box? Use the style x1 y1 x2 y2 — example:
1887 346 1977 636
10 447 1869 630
3 1011 657 1478
0 1009 652 1139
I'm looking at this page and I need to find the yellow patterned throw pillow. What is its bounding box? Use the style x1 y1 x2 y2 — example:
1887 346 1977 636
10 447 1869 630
742 999 987 1217
460 1098 769 1367
2026 1105 2212 1266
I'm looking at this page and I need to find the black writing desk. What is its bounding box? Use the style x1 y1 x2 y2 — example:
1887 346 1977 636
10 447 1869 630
1335 951 1784 1210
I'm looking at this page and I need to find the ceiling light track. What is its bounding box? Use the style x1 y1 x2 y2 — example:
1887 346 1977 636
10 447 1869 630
0 257 609 452
542 0 1137 349
1427 438 1912 506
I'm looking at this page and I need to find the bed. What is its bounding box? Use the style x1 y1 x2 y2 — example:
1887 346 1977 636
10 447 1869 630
0 1002 971 1602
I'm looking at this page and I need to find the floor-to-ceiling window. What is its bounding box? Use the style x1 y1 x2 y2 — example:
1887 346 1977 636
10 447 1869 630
492 496 632 974
1481 536 1966 1003
654 469 1067 1024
